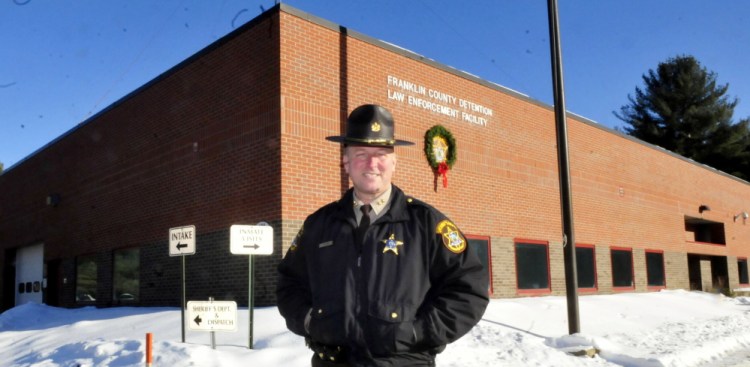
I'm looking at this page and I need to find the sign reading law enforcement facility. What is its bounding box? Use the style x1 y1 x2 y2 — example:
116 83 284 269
386 74 493 126
187 300 237 332
230 225 273 255
169 225 196 256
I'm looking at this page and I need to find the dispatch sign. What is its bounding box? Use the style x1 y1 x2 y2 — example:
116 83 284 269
169 225 196 256
230 225 273 255
187 300 237 332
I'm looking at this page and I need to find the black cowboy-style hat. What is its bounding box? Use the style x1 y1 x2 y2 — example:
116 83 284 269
326 104 415 147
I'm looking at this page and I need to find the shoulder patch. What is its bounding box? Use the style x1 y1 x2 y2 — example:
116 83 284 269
436 220 466 254
289 227 303 252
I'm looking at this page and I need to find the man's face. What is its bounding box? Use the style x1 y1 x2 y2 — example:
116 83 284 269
343 145 396 200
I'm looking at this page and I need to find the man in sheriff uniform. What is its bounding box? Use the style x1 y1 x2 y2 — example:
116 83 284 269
277 104 489 366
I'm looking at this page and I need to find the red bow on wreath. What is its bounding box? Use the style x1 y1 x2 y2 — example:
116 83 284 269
438 162 449 188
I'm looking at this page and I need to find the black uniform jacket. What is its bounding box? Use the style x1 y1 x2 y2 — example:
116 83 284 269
277 186 489 366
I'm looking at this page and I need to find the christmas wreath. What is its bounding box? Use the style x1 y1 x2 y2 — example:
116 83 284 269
424 125 456 188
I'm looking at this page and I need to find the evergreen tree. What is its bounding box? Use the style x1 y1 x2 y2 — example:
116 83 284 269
615 55 749 180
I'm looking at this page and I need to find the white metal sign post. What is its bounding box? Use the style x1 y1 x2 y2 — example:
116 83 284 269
230 223 273 349
169 225 196 343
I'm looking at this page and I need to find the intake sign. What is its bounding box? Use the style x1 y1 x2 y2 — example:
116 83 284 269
187 300 238 332
230 224 273 255
169 225 196 256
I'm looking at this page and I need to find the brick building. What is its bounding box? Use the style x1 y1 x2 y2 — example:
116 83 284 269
1 4 749 311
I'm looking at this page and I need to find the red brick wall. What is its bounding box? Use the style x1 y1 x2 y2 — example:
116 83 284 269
2 5 750 309
276 6 750 296
0 12 282 307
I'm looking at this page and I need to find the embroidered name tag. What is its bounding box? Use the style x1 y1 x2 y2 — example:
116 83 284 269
318 241 334 248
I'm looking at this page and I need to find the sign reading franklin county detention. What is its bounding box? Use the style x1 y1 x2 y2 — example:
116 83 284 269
230 225 273 255
169 225 196 256
187 300 238 332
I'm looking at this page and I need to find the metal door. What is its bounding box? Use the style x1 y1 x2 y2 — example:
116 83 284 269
15 243 44 305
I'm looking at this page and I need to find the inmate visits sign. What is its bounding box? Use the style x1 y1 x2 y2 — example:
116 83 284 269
230 224 273 255
386 75 493 127
187 300 238 332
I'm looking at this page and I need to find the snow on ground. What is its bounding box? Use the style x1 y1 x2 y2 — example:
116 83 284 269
2 289 750 367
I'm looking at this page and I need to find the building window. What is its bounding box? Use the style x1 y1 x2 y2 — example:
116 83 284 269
575 244 597 290
739 258 749 285
515 239 550 294
113 248 139 302
611 247 634 289
467 235 493 295
684 217 726 245
76 255 97 302
645 250 666 288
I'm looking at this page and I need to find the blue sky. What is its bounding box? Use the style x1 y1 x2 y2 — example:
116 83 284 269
2 0 750 170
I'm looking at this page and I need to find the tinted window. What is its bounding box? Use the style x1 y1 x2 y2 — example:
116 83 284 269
611 249 633 287
646 252 665 287
739 259 749 285
113 248 139 302
76 255 97 302
467 237 492 294
516 242 549 290
576 246 596 288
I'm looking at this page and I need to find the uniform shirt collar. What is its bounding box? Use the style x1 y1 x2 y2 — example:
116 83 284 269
353 185 392 218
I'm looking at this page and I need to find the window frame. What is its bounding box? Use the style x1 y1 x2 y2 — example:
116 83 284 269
738 257 749 286
684 217 726 246
112 247 140 303
610 247 635 291
645 249 666 290
75 254 98 304
466 234 494 296
575 243 598 292
514 238 551 295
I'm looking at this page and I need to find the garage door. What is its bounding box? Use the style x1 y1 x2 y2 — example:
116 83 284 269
15 243 44 305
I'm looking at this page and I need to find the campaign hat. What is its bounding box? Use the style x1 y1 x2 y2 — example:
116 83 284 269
326 104 414 146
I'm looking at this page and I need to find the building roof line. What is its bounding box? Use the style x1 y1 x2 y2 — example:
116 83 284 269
278 3 749 187
5 3 747 187
3 4 282 175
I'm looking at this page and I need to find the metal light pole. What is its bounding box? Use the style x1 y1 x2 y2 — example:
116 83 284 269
546 0 580 334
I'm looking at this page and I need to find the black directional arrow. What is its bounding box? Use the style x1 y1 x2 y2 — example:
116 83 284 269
194 315 202 326
176 242 188 251
243 244 260 249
